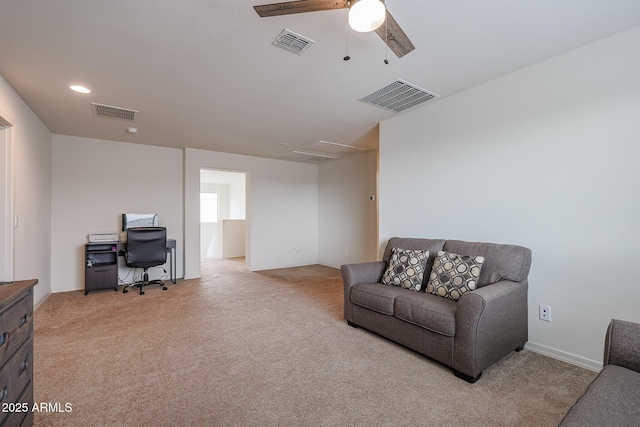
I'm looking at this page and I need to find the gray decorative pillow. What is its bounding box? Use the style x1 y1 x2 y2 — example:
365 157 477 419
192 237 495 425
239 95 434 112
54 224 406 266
426 251 485 300
381 248 429 291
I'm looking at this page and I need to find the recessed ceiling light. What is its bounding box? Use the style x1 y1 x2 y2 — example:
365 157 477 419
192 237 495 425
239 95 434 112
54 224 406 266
69 85 91 94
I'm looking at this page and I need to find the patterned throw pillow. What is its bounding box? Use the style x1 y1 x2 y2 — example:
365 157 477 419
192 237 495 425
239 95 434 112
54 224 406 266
381 248 429 291
426 251 485 300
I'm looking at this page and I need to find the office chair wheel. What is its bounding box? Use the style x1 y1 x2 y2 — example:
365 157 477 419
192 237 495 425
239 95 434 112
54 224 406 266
163 286 167 290
123 288 128 293
140 290 145 295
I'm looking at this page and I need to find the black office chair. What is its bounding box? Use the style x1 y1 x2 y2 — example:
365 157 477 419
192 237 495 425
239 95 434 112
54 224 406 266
124 227 168 295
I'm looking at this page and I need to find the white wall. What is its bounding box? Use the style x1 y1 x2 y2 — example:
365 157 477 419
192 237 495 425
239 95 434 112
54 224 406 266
222 219 246 258
185 148 318 276
379 26 640 367
200 182 230 258
0 74 52 306
51 135 183 292
228 178 246 219
318 151 378 268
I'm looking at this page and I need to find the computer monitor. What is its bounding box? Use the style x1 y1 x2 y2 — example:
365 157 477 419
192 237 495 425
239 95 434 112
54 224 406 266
122 213 159 231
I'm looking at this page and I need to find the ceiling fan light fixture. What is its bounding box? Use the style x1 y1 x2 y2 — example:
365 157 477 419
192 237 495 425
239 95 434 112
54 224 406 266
69 85 91 94
348 0 386 33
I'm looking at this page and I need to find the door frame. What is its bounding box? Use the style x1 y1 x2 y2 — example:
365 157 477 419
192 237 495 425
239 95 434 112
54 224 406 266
0 115 14 281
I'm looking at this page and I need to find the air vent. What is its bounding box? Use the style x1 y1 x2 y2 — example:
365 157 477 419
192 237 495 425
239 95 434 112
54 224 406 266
358 80 439 113
272 29 314 55
307 140 366 155
281 151 336 164
91 103 138 121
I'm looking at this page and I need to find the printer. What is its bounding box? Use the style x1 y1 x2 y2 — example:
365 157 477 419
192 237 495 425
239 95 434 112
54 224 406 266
88 233 119 243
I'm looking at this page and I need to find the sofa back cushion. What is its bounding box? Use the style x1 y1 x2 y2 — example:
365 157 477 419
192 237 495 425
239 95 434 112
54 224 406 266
443 240 532 287
383 238 446 286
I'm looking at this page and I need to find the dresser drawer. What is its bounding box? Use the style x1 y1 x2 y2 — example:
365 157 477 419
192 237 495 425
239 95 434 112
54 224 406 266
0 338 32 426
0 295 32 368
0 381 33 427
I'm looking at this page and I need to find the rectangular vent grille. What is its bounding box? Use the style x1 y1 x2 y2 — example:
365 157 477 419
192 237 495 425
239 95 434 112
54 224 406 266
273 29 314 55
281 151 336 164
307 140 366 155
91 103 138 121
359 80 439 112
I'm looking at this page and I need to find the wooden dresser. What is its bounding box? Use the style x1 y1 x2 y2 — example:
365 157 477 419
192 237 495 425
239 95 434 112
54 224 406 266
0 279 37 427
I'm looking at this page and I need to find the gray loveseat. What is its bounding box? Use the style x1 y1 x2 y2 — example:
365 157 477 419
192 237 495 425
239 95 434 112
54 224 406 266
341 237 532 382
558 319 640 426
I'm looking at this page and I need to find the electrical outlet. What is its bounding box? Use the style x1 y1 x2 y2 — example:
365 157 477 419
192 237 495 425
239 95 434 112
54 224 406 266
539 305 551 322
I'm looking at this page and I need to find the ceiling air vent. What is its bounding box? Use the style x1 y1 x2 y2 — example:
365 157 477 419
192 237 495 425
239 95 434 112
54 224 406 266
91 102 138 121
272 29 314 55
307 140 366 155
358 80 439 113
281 151 336 164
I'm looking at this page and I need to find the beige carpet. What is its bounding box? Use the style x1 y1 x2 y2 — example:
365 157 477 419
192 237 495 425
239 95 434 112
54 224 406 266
33 258 596 426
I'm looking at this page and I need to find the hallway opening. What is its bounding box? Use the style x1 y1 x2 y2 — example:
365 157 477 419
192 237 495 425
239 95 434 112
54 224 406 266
199 169 247 265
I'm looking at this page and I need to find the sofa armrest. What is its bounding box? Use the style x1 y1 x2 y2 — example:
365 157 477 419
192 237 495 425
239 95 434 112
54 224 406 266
604 319 640 373
453 280 528 378
341 261 387 322
341 261 387 286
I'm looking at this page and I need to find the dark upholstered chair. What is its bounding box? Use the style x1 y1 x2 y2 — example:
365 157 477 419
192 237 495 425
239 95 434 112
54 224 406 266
558 319 640 426
124 227 168 295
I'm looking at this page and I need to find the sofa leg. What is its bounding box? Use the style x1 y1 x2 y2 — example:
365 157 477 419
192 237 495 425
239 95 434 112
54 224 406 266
347 321 359 328
515 345 525 352
453 370 482 383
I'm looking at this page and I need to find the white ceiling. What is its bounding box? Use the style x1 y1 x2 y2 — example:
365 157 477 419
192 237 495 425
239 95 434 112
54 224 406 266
1 1 640 162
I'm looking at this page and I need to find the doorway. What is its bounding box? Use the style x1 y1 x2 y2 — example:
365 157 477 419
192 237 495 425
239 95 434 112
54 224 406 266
0 120 13 282
199 169 247 263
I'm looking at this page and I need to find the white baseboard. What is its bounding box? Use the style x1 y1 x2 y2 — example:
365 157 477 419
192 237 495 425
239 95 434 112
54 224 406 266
318 262 341 270
525 341 602 372
34 290 52 311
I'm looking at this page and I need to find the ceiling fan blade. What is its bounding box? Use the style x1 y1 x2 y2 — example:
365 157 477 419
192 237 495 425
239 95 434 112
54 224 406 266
254 0 349 18
375 10 415 58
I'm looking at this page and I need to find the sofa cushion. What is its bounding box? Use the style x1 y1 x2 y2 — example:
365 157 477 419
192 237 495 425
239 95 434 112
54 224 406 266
558 365 640 427
351 283 406 315
426 251 485 301
381 248 429 291
383 238 446 283
394 292 457 336
443 240 532 287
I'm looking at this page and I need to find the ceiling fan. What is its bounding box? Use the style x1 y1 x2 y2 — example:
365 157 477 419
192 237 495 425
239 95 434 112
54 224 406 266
253 0 415 58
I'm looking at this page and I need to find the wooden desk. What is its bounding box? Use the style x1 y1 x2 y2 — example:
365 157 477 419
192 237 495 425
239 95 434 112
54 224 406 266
84 239 176 295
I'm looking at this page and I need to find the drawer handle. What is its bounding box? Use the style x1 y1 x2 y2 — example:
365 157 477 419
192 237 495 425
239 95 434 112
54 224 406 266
0 386 7 401
19 359 29 375
19 313 29 327
95 269 108 273
0 332 6 346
